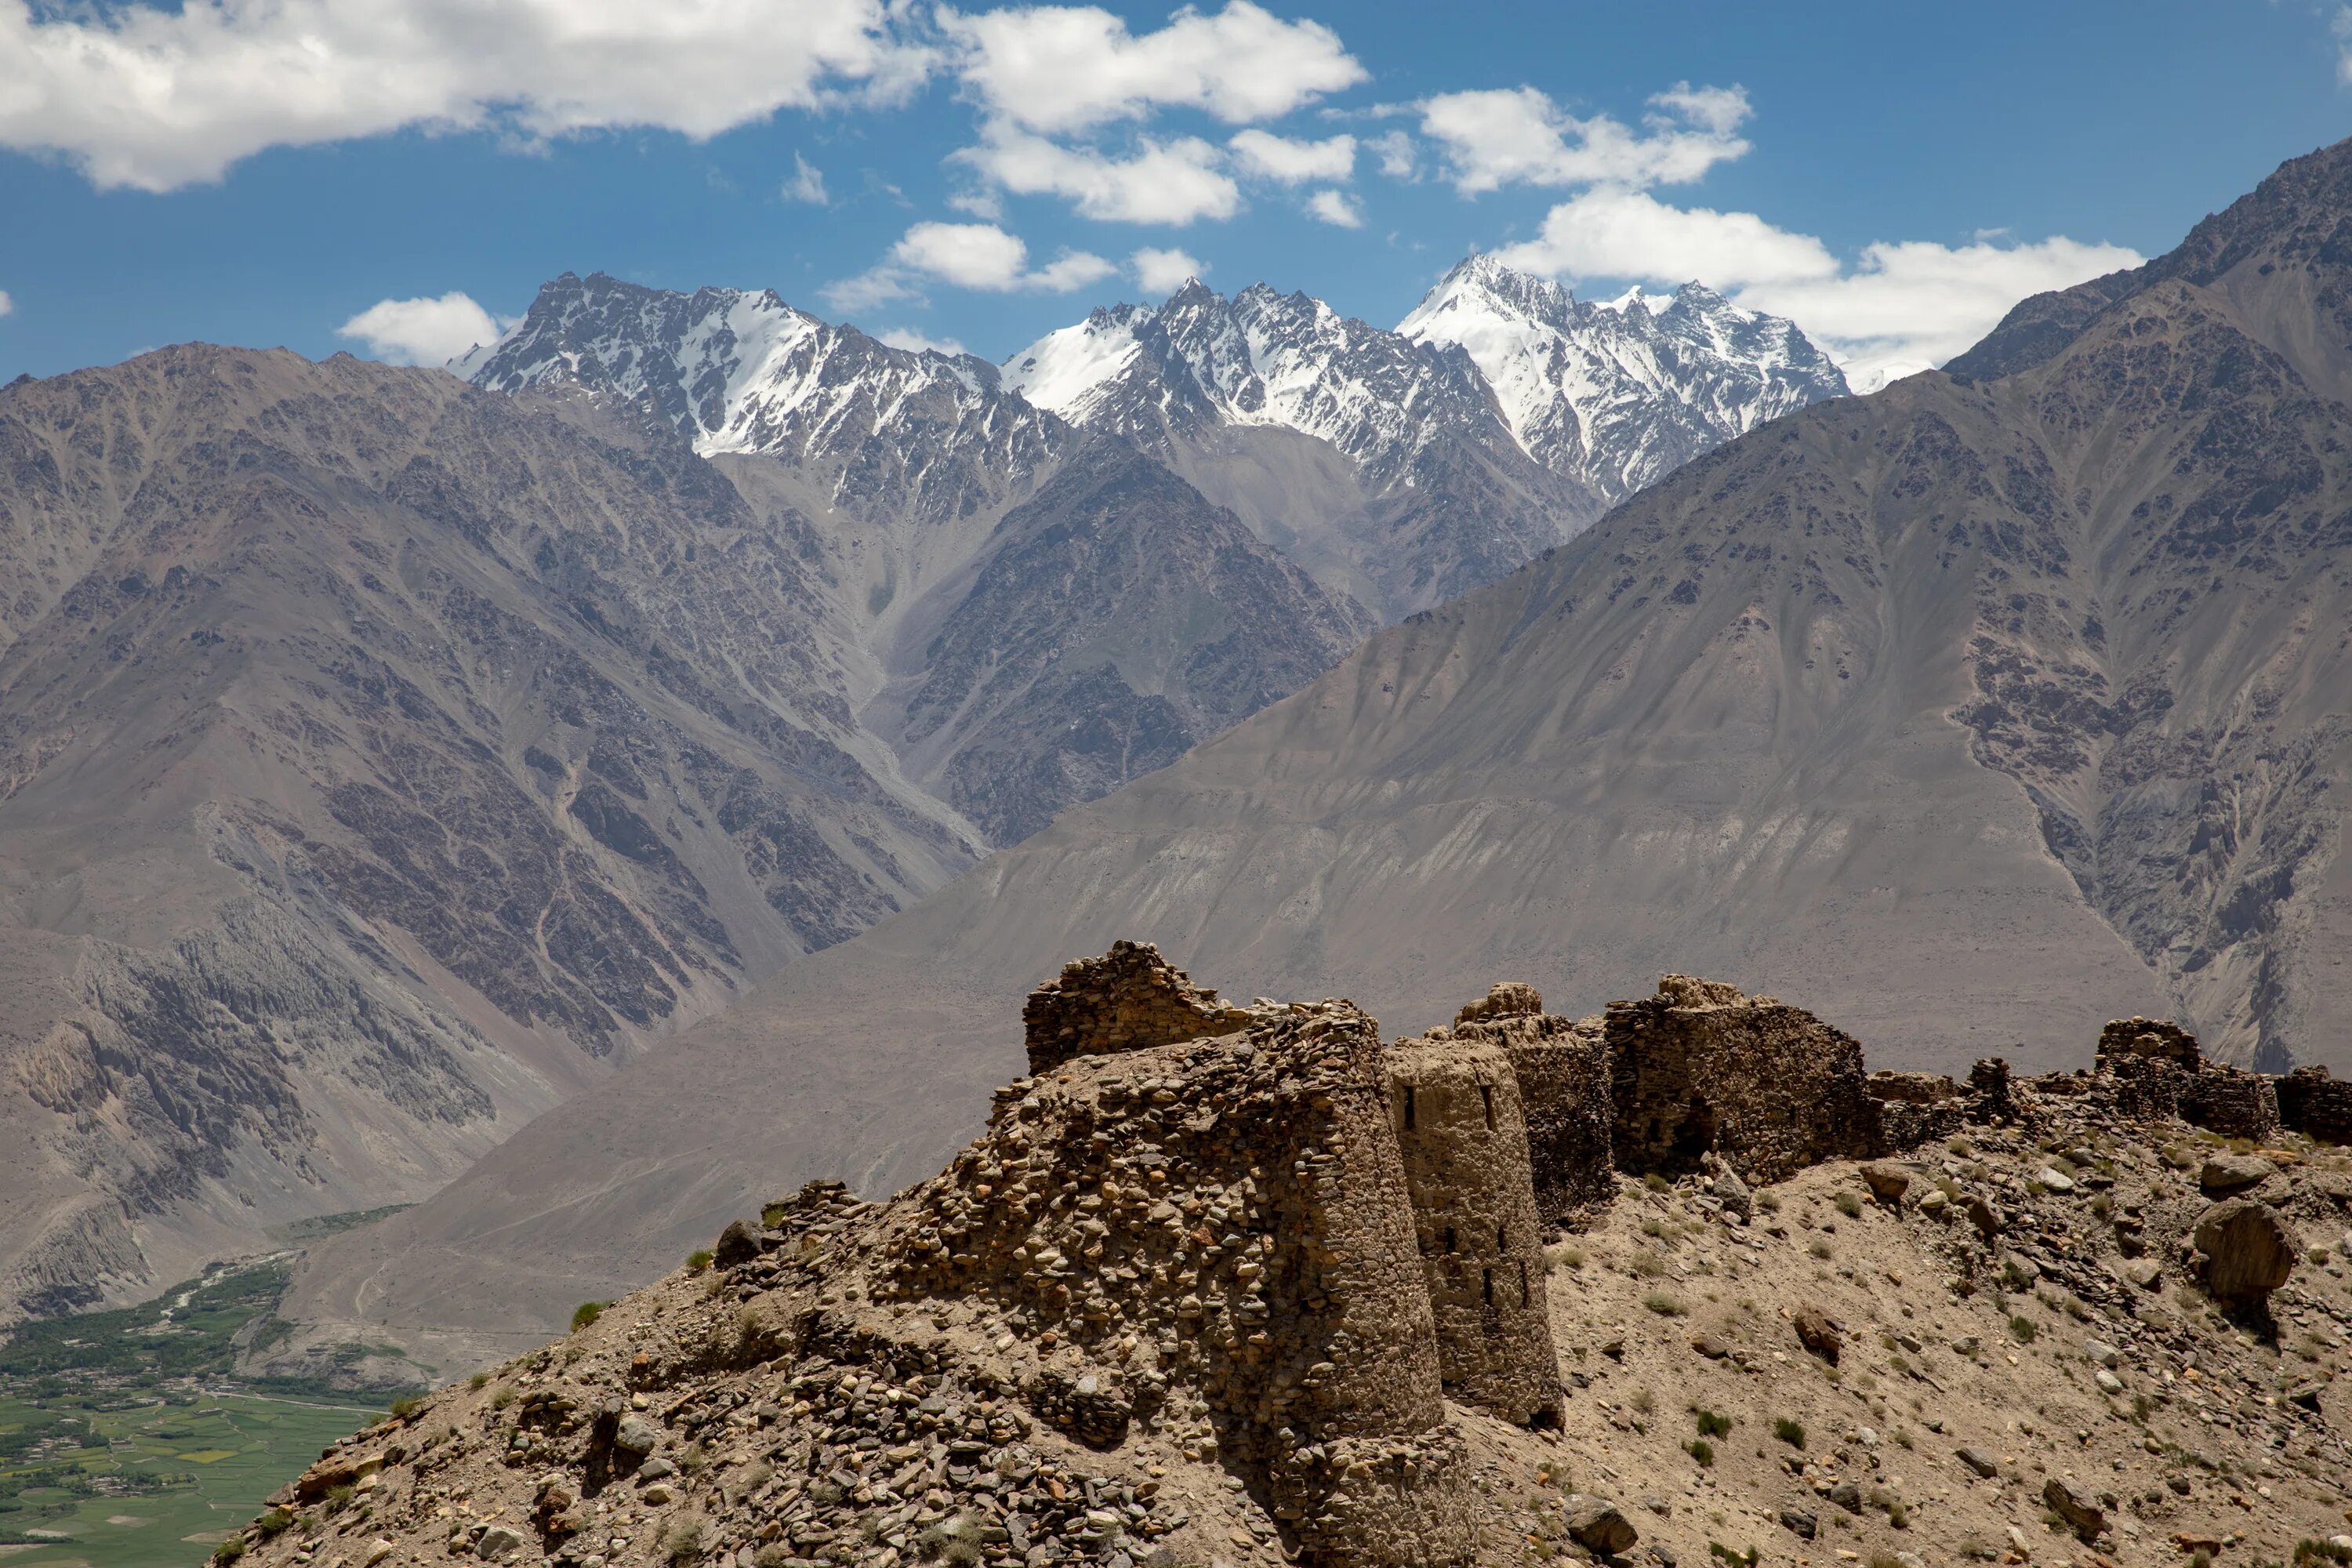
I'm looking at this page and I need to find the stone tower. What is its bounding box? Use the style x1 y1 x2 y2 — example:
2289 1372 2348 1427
1381 1029 1563 1428
1446 985 1616 1227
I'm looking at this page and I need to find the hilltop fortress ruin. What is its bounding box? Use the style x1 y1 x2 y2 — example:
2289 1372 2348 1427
874 942 2350 1566
253 942 2352 1568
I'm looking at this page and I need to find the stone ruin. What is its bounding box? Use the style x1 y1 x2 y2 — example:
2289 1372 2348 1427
874 946 2352 1568
2087 1015 2343 1143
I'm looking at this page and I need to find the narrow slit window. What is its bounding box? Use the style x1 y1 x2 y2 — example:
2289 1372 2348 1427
1482 1268 1493 1305
1519 1260 1529 1305
1480 1083 1495 1130
1402 1084 1417 1131
1443 1225 1457 1254
1497 1222 1508 1250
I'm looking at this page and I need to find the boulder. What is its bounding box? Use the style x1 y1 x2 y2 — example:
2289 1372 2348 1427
2198 1154 2273 1196
2042 1477 2105 1539
1792 1308 1842 1364
477 1524 528 1563
713 1218 761 1268
1860 1163 1911 1203
1777 1508 1817 1540
2193 1200 2296 1302
613 1413 663 1455
1561 1495 1638 1555
1956 1447 1999 1479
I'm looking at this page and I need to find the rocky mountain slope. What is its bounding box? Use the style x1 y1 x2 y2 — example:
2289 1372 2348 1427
236 948 2352 1568
0 342 1362 1329
460 274 1374 844
285 136 2352 1365
1002 262 1846 618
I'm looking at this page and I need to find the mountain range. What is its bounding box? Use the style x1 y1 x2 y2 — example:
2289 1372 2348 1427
0 256 1842 1328
272 137 2352 1381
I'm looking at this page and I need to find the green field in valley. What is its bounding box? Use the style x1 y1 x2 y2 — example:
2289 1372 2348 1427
0 1391 378 1568
0 1218 424 1568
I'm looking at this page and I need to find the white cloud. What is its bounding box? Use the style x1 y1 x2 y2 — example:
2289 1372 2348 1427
2336 6 2352 84
1228 129 1353 185
0 289 12 318
942 1 1363 135
339 292 511 367
1493 186 2142 387
877 327 968 356
1132 246 1204 292
0 0 930 194
828 220 1116 311
1305 188 1361 228
954 128 1240 224
783 151 829 205
1421 82 1751 194
1367 129 1417 180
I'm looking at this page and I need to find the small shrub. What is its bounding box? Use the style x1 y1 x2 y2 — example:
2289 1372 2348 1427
807 1480 846 1506
686 1248 716 1273
323 1484 356 1516
754 1548 792 1568
1756 1192 1782 1214
468 1371 490 1391
255 1508 296 1541
1685 1438 1715 1466
660 1515 706 1568
1630 1387 1656 1415
1546 1242 1585 1271
571 1301 606 1332
1708 1545 1759 1568
2008 1314 2038 1345
1809 1238 1835 1261
1693 1408 1731 1438
1834 1191 1864 1219
679 1441 711 1476
1643 1173 1671 1193
1642 1290 1686 1317
212 1537 248 1566
917 1515 988 1568
491 1386 517 1410
1773 1417 1805 1448
1628 1247 1668 1278
388 1395 423 1420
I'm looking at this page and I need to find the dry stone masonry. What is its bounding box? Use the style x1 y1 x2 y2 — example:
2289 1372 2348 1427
224 945 2352 1568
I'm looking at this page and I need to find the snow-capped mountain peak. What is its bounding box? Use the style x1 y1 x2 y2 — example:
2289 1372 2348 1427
1398 255 1850 500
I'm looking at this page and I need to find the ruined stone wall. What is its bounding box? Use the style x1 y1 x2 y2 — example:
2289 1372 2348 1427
2097 1018 2203 1069
1455 1014 1614 1225
1868 1071 1964 1150
883 999 1475 1568
1379 1033 1560 1428
2277 1065 2352 1145
1021 940 1259 1074
2180 1063 2281 1143
1604 976 1882 1184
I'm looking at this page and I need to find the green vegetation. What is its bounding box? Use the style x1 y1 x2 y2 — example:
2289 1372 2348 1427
2008 1313 2039 1344
1693 1408 1731 1438
0 1243 419 1568
686 1249 716 1273
268 1205 414 1246
1684 1438 1715 1466
571 1301 607 1332
1772 1417 1806 1448
1833 1191 1864 1219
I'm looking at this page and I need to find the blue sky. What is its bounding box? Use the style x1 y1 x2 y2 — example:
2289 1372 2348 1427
1 0 2347 387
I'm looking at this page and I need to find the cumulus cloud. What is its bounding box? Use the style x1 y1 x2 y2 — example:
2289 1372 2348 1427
1494 187 2142 386
783 151 829 205
0 289 12 318
1228 129 1354 184
0 0 928 193
1367 129 1417 180
877 327 968 356
827 220 1116 311
1132 246 1204 292
1421 82 1750 194
2336 6 2352 84
954 128 1240 224
1305 188 1362 228
338 292 510 366
941 1 1363 134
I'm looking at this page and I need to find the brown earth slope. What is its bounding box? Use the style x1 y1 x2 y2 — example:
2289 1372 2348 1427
288 138 2352 1367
